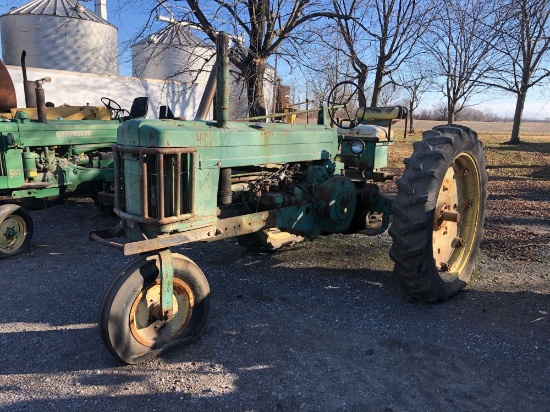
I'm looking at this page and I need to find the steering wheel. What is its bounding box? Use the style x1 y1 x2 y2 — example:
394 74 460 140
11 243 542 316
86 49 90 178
101 97 123 119
327 81 366 129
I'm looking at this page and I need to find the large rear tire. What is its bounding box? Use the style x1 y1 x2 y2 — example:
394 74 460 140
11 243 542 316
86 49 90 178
388 125 487 302
98 253 210 364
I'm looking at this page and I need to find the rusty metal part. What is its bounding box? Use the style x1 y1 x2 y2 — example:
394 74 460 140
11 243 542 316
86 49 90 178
453 237 465 247
35 78 51 124
435 203 461 230
216 33 229 127
19 182 49 189
218 168 232 206
21 51 27 82
89 223 126 251
21 51 37 108
129 277 193 347
0 59 17 112
113 145 197 226
89 209 278 255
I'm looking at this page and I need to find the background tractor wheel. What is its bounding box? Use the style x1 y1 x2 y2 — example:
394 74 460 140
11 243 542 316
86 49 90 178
237 228 304 253
388 125 487 302
0 204 33 258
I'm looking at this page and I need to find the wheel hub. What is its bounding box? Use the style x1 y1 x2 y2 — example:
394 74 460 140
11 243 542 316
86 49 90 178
432 154 481 280
129 278 194 347
0 215 26 251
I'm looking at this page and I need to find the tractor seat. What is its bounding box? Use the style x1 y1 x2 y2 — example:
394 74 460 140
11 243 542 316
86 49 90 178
357 106 408 122
121 97 149 121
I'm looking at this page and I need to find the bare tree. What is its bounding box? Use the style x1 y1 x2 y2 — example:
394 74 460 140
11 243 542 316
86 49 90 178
179 0 351 118
424 0 499 123
395 60 435 132
331 0 433 107
298 31 357 106
482 0 550 143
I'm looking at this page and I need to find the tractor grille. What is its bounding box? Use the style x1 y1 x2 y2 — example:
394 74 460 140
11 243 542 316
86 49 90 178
113 145 196 225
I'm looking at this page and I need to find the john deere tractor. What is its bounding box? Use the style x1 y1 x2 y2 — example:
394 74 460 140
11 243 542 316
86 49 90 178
0 56 148 258
91 33 488 364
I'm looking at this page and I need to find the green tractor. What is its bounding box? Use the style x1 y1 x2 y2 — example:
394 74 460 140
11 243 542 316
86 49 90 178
0 58 148 258
91 33 488 364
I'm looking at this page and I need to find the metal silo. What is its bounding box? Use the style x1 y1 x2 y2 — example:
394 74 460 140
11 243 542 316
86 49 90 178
131 24 214 85
1 0 118 75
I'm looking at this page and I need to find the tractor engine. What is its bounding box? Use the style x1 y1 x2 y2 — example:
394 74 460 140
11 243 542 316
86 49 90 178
237 161 356 234
112 116 357 243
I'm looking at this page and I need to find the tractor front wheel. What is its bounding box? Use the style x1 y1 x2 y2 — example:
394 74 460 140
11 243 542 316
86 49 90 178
98 253 210 364
388 125 487 302
0 204 33 258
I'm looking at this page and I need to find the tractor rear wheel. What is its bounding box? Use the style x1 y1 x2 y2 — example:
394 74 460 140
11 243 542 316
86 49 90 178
388 125 487 302
237 228 304 253
98 253 210 364
0 204 33 258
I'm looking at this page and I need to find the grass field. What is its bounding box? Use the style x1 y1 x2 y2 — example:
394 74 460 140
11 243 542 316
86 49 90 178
388 120 550 263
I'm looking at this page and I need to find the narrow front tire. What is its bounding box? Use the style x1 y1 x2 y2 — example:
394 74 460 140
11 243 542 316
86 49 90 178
98 253 210 364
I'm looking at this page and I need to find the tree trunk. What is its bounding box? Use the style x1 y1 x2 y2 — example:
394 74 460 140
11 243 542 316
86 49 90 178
510 91 526 144
409 100 414 133
447 101 455 124
370 61 384 107
357 69 368 108
245 58 268 119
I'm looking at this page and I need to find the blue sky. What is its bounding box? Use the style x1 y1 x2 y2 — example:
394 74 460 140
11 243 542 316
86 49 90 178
1 0 550 119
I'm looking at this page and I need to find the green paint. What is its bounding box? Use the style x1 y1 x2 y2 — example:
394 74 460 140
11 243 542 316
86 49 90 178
0 118 119 201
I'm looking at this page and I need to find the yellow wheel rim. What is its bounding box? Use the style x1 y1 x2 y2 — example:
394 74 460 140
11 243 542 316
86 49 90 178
129 278 194 347
433 153 482 281
0 214 27 253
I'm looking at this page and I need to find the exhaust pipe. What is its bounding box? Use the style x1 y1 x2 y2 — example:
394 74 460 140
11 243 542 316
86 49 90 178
21 51 37 108
34 77 51 123
194 64 217 121
216 32 229 128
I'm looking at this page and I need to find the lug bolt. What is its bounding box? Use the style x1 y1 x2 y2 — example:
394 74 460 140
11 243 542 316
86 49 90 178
441 211 460 223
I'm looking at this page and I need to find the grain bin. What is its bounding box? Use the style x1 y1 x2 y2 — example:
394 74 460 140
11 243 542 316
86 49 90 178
1 0 118 75
131 24 214 85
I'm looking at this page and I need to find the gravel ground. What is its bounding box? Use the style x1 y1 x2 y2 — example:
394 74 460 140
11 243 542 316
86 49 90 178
1 196 549 411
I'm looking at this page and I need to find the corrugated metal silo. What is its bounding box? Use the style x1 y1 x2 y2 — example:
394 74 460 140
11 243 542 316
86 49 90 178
131 24 214 85
0 0 118 75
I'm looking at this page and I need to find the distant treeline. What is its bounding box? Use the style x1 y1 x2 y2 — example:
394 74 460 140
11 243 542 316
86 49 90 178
415 106 550 123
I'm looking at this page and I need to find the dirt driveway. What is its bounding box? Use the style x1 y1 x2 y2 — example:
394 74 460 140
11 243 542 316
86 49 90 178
1 122 549 411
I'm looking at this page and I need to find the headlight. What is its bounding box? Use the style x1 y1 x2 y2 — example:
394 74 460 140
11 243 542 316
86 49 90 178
350 139 365 154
